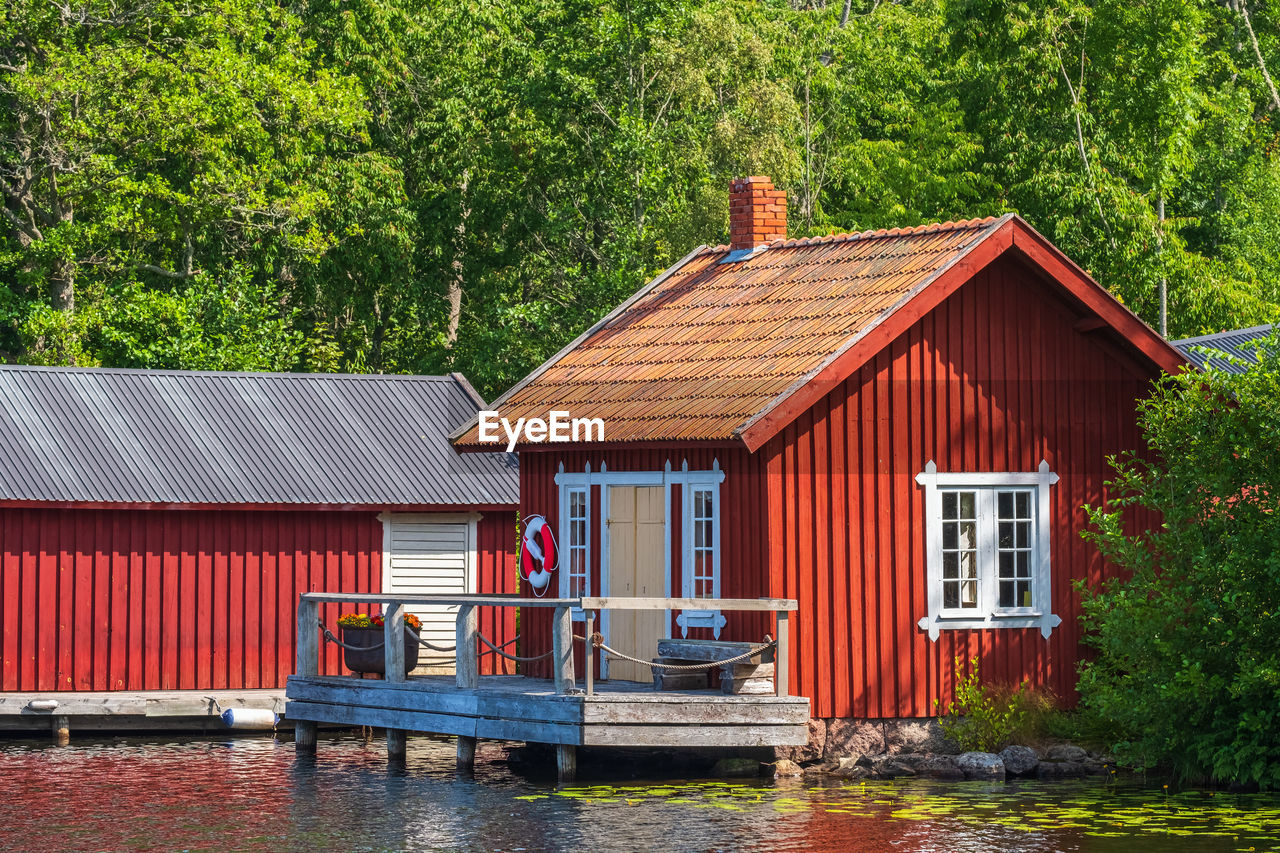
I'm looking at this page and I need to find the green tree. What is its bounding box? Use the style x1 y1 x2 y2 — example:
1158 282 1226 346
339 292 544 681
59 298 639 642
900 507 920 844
0 0 377 368
1080 335 1280 785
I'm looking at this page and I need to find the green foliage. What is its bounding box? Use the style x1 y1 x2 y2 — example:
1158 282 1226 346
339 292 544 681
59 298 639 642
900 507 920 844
1080 331 1280 786
3 0 1280 389
936 657 1043 752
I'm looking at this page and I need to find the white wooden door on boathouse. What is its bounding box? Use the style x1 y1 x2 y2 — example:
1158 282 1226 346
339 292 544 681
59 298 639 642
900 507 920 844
379 513 478 675
606 486 666 682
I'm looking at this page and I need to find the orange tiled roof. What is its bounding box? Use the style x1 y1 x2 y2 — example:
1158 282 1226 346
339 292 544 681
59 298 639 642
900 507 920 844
455 216 1008 446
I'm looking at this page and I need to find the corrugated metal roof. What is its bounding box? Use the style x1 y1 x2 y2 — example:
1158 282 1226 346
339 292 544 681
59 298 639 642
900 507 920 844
1172 325 1276 373
454 217 1006 446
0 367 518 506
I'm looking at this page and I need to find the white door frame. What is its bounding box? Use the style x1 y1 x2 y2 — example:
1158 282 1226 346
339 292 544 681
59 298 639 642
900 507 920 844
553 460 723 679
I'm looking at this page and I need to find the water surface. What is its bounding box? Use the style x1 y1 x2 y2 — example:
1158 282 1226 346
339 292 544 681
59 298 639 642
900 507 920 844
0 735 1276 852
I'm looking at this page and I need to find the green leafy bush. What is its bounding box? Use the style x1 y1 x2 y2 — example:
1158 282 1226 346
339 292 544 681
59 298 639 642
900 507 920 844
1080 332 1280 786
936 657 1042 753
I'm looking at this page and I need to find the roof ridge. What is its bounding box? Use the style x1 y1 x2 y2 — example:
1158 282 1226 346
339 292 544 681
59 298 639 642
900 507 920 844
1171 323 1276 345
0 364 457 382
702 216 1003 255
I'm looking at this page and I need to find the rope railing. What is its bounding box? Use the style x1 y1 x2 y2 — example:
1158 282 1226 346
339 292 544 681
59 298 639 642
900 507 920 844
320 621 774 673
319 622 519 657
588 634 776 672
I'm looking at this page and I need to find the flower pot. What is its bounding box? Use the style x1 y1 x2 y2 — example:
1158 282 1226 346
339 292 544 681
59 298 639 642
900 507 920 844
340 626 420 677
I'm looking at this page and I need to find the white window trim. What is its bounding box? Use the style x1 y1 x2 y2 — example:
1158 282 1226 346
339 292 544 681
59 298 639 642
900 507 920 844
914 461 1062 641
377 511 480 605
553 459 726 676
556 485 590 614
676 462 726 638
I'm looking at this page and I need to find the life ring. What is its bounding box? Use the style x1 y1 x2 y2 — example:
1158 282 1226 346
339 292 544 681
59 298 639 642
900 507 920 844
520 515 558 595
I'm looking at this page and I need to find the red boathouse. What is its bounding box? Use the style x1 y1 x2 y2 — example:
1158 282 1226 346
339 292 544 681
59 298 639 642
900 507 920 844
0 369 518 705
454 177 1187 720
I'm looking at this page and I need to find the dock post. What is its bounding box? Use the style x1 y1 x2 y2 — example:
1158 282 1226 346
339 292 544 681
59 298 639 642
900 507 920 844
296 596 319 676
457 735 477 770
775 610 790 697
584 610 595 696
384 600 406 684
387 728 407 763
552 605 574 693
555 744 576 784
52 715 69 746
456 605 478 689
295 721 318 753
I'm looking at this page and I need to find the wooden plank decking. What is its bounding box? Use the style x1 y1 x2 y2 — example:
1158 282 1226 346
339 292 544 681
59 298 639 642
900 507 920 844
0 689 286 733
285 674 810 748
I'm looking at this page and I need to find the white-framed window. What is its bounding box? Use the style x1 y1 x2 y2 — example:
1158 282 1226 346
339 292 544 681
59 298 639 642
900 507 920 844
566 488 588 597
557 484 590 617
915 460 1062 640
691 487 716 598
677 476 725 638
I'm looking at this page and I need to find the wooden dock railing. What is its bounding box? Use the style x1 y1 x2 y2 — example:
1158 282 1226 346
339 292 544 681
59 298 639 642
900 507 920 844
294 593 798 697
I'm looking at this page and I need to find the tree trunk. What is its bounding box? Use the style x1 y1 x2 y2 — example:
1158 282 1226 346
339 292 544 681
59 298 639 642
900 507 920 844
51 257 73 313
446 170 471 348
1157 194 1167 336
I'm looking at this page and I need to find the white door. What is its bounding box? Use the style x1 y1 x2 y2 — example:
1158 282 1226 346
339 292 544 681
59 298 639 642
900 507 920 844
382 514 476 675
606 486 666 682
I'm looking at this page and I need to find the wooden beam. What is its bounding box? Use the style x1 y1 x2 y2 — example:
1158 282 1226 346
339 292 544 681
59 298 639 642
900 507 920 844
295 720 317 753
387 728 407 762
556 744 576 783
775 611 790 697
1073 316 1107 332
385 601 406 684
582 723 809 748
457 735 477 769
301 592 583 607
296 597 319 677
552 606 575 694
584 611 595 696
580 597 797 612
52 715 69 746
456 605 479 690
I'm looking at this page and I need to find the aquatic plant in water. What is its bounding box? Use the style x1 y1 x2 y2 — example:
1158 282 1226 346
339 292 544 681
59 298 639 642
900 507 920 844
520 779 1280 851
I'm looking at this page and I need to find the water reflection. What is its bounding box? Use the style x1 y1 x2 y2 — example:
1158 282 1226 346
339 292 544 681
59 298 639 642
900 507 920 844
0 735 1276 852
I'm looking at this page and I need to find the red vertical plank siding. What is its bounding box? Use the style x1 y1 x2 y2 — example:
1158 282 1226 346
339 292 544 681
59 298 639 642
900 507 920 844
0 507 515 692
754 255 1160 718
474 511 519 676
4 515 20 688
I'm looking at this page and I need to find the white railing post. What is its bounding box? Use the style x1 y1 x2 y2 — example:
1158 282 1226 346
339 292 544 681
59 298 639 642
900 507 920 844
775 609 790 697
296 595 319 677
552 605 574 694
456 605 479 689
385 600 406 683
584 610 595 696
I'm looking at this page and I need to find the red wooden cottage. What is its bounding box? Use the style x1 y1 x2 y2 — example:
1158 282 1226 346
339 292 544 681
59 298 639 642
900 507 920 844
0 368 518 699
454 176 1186 721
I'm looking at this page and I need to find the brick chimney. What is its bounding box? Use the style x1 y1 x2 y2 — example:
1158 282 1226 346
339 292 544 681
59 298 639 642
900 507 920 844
729 176 787 251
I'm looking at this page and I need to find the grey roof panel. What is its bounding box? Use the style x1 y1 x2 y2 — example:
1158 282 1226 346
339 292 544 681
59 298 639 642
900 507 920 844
0 367 518 507
1172 324 1276 373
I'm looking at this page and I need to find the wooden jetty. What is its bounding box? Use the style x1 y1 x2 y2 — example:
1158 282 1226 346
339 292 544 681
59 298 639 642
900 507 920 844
0 689 286 742
285 593 809 781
